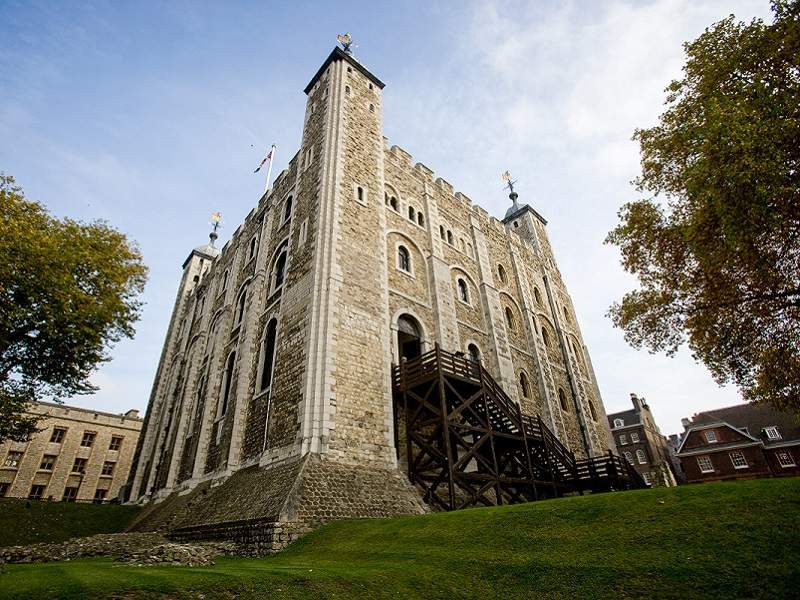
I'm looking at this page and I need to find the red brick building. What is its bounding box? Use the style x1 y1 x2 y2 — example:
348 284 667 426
675 403 800 484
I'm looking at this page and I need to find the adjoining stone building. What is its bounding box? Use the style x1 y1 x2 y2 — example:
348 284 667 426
607 394 676 487
0 402 142 502
126 45 619 549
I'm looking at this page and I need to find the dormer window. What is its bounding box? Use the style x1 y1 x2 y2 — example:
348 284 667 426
764 426 781 440
704 430 718 444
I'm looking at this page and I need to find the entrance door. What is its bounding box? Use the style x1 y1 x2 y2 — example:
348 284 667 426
397 315 422 362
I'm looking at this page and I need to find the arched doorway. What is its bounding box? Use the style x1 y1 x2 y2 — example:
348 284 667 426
397 314 422 363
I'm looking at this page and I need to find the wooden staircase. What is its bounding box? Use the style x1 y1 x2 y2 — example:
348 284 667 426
392 345 646 511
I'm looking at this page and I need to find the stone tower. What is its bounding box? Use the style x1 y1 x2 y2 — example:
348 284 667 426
127 46 616 550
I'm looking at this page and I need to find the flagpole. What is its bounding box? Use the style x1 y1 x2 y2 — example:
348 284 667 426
264 144 276 194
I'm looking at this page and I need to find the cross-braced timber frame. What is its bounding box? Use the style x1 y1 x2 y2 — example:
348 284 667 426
392 345 646 511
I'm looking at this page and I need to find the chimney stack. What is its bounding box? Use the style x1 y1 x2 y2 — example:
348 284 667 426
681 417 691 429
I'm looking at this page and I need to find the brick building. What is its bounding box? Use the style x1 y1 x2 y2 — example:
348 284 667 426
607 394 676 486
126 44 620 548
0 402 142 502
675 403 800 484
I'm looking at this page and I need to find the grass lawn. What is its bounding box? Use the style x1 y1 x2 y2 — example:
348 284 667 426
0 499 140 547
1 477 798 599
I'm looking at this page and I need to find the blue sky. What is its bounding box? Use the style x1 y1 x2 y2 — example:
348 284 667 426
1 0 773 434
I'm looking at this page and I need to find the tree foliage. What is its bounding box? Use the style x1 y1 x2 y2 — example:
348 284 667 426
0 174 148 442
607 1 800 412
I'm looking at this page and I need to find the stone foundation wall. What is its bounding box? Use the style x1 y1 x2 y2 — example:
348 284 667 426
168 519 312 555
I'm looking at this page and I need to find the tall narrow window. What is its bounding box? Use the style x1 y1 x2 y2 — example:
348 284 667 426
519 371 530 399
249 236 257 260
541 327 550 347
397 245 411 272
408 206 415 220
357 186 364 203
220 352 236 417
467 344 480 364
283 196 293 222
439 225 445 240
390 196 398 211
533 287 542 305
259 319 278 392
417 213 424 227
497 264 507 284
589 402 598 421
558 388 568 412
457 279 469 303
563 306 570 322
636 449 647 464
236 286 248 325
221 270 229 292
447 230 453 245
272 244 288 291
505 307 515 330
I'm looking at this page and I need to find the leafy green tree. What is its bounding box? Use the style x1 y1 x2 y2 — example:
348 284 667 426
607 2 800 413
0 174 148 442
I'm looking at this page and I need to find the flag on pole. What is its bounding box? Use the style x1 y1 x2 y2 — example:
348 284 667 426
254 148 274 173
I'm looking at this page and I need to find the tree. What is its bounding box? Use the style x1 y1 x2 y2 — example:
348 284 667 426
607 2 800 413
0 174 148 442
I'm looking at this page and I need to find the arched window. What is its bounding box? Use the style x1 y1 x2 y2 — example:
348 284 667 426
497 264 507 284
249 236 257 260
457 278 469 303
439 225 445 240
533 287 542 305
408 206 415 220
220 351 236 417
447 230 453 245
283 196 293 223
505 307 515 330
541 326 550 347
384 193 390 206
272 243 288 291
519 371 531 399
397 245 411 272
467 344 480 364
624 451 633 464
235 285 248 325
558 388 569 412
589 402 598 421
221 270 229 292
563 305 570 322
259 319 278 392
613 418 624 428
390 196 398 211
636 449 647 464
417 213 424 227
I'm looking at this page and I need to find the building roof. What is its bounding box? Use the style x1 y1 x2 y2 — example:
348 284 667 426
501 202 548 226
687 403 800 447
304 47 385 94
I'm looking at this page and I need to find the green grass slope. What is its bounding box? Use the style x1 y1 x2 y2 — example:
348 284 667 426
2 478 798 599
0 499 140 547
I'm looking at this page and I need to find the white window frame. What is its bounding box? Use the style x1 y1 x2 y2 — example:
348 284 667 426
396 244 413 276
764 426 781 440
777 451 795 468
729 451 748 470
636 449 647 464
704 430 718 444
641 472 652 485
613 418 624 428
354 183 368 206
697 455 714 473
623 451 633 464
619 434 628 445
630 432 640 443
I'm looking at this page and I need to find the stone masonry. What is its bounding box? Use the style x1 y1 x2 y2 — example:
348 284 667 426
126 46 617 551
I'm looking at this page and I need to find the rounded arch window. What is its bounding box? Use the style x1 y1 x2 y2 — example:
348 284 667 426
283 196 293 223
397 245 411 272
558 388 569 412
235 285 249 325
259 319 278 392
505 306 515 330
447 230 453 245
541 326 550 347
562 305 570 322
457 278 469 303
272 242 289 291
408 206 415 220
533 287 542 305
467 343 480 364
439 225 445 240
497 264 507 284
417 212 425 227
220 351 236 417
519 371 531 399
390 196 398 211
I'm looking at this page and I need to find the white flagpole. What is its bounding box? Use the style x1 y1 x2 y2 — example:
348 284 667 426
263 144 277 194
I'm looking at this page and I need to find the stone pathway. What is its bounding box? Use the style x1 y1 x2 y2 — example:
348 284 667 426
0 533 234 566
